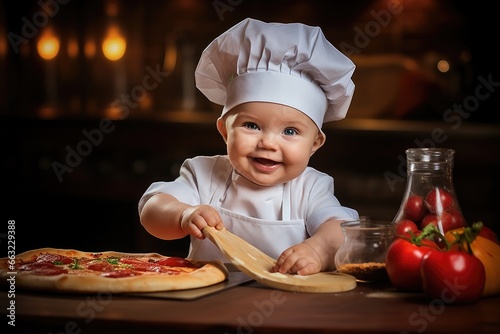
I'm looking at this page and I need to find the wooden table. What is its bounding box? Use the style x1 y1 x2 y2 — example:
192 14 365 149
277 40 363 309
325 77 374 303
3 278 499 333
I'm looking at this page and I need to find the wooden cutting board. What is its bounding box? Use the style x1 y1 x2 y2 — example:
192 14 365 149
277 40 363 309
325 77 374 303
203 226 356 293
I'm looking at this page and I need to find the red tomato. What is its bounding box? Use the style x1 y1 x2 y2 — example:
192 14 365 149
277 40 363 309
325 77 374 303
421 212 454 234
403 195 428 223
421 250 485 303
385 237 440 291
448 210 466 230
425 187 453 213
479 226 500 245
395 219 419 237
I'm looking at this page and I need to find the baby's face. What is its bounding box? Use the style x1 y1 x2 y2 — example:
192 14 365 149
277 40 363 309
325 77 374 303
217 102 325 187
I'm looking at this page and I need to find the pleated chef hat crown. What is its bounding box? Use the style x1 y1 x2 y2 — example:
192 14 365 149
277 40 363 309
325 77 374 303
195 18 356 129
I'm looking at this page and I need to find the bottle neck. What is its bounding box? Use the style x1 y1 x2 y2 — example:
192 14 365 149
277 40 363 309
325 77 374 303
408 161 453 174
406 148 454 174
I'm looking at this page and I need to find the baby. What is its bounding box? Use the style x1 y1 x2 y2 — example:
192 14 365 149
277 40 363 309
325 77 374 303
139 18 357 275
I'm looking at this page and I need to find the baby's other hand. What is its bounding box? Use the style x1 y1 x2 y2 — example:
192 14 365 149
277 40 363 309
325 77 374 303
273 243 322 275
180 205 224 239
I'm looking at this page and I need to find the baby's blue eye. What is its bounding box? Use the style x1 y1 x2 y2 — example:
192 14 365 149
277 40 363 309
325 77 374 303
283 128 297 136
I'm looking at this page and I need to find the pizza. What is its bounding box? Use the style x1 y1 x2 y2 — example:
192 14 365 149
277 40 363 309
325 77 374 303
0 248 228 293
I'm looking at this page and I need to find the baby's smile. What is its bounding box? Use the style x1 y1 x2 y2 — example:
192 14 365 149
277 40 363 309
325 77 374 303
252 157 280 166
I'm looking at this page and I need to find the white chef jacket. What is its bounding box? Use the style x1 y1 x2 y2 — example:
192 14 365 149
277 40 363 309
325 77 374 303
138 155 358 261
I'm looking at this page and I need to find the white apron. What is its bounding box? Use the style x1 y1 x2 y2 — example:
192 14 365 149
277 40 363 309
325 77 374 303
187 169 307 262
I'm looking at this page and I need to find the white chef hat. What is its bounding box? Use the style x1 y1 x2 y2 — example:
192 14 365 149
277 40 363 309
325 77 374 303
195 18 356 130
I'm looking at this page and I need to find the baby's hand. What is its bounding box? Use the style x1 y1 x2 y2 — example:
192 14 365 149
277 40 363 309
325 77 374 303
273 243 322 275
180 205 224 239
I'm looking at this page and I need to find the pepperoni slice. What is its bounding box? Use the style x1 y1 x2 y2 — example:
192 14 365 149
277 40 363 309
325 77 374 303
122 264 182 275
35 253 74 265
78 258 98 266
127 262 163 273
130 262 184 274
18 262 68 276
87 261 115 272
117 257 156 271
101 269 140 278
19 261 59 271
116 257 188 273
119 257 147 265
156 257 196 268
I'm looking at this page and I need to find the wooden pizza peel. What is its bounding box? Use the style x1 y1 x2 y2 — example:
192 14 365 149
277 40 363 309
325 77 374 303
203 226 356 293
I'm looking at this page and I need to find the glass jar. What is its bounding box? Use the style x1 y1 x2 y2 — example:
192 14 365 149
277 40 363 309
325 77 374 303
392 148 466 233
334 219 395 283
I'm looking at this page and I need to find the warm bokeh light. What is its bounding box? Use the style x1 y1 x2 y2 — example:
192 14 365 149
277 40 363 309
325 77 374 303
102 26 126 61
37 28 60 60
84 38 96 58
105 105 125 119
437 59 450 73
139 92 153 111
163 36 177 72
105 0 120 17
0 32 6 57
67 37 79 58
37 106 58 119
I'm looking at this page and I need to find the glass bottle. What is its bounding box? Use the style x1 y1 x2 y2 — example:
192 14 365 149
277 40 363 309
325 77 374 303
334 219 395 283
392 148 466 233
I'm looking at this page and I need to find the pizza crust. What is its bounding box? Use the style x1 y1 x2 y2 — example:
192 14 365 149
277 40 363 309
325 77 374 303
0 248 229 293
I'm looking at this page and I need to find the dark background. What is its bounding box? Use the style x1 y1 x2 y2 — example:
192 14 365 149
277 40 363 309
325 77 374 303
1 0 499 257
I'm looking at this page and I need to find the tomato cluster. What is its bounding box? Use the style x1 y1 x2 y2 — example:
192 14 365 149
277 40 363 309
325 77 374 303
398 187 465 234
385 222 499 303
385 228 439 292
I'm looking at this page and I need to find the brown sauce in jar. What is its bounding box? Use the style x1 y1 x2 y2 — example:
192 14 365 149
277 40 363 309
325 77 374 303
336 262 388 282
